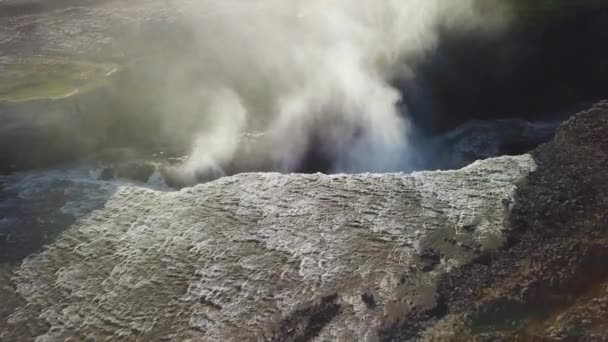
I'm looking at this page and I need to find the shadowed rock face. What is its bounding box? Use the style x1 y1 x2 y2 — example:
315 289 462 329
403 2 608 134
1 155 534 341
406 100 608 341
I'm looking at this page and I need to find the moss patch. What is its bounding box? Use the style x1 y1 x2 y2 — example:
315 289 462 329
0 57 118 102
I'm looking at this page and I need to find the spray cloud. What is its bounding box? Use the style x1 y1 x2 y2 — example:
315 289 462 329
159 0 508 184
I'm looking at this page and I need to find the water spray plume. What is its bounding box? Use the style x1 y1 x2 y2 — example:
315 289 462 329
156 0 509 185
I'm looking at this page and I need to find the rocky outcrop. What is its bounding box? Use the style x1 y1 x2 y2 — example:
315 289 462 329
422 118 559 171
402 2 608 133
1 155 535 341
413 100 608 341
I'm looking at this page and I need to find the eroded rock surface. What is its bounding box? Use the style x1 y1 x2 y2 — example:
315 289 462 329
413 100 608 341
1 155 535 341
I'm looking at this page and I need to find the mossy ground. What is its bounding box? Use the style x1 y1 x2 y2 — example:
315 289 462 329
0 57 118 102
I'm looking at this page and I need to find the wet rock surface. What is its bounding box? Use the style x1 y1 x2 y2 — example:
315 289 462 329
413 100 608 341
422 118 560 171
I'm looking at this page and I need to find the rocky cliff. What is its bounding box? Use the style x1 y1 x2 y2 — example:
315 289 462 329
418 100 608 341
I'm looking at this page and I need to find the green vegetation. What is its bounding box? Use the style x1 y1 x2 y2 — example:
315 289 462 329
0 57 118 102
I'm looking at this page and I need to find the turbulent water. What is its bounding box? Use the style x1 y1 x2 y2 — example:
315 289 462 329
0 100 586 340
1 153 536 341
0 117 558 260
0 83 560 340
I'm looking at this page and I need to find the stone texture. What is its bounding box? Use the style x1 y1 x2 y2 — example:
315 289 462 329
411 100 608 341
